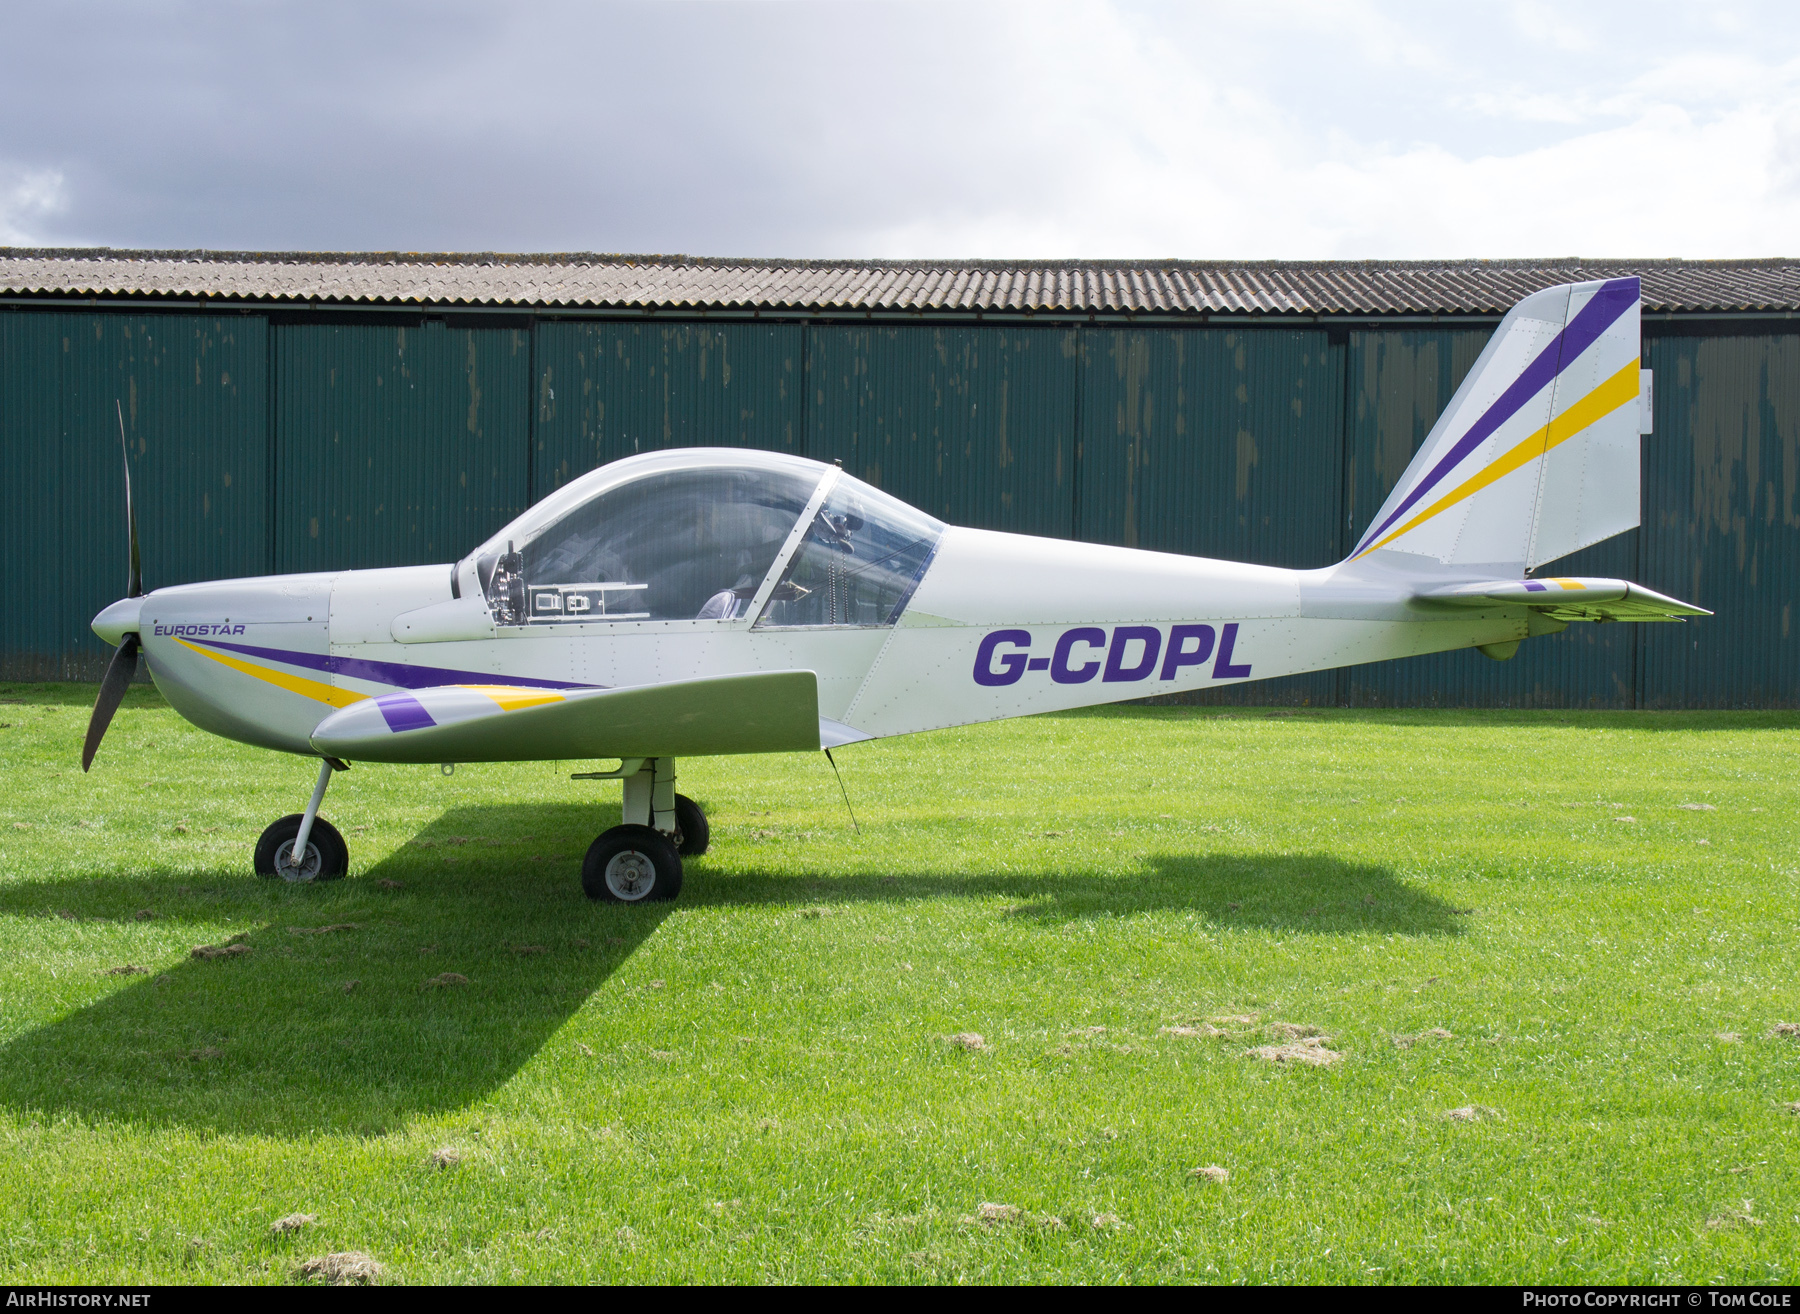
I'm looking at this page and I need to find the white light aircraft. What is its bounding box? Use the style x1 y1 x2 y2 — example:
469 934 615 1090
82 277 1706 902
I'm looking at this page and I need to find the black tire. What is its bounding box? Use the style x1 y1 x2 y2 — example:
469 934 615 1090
673 793 710 857
254 814 349 882
582 824 683 903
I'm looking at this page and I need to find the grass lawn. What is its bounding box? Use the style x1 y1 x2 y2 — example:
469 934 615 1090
0 681 1796 1284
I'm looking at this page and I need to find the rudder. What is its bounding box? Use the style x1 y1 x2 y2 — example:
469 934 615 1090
1349 277 1643 571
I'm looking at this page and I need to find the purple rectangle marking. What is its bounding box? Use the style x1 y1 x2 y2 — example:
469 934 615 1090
375 693 436 733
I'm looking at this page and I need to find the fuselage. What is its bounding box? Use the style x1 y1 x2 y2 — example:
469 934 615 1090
110 525 1532 761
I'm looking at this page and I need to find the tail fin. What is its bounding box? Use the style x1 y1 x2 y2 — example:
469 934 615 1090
1349 277 1643 571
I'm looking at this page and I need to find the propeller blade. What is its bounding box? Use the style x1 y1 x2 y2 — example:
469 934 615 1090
116 399 142 599
82 633 140 772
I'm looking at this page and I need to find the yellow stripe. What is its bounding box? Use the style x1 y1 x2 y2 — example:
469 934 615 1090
1354 361 1641 559
1547 577 1586 589
456 684 566 711
173 637 367 708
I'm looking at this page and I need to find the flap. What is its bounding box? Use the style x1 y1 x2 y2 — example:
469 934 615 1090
311 669 822 763
1415 576 1710 623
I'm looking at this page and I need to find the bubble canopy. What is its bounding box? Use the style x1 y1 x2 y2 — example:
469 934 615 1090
464 448 945 628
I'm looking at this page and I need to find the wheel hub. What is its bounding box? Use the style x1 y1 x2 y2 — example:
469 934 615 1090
604 848 656 900
274 840 322 883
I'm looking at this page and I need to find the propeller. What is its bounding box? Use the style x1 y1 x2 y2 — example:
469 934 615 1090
82 402 143 772
81 633 139 771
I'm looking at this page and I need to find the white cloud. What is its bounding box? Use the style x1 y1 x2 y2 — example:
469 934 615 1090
1504 0 1603 54
858 0 1800 258
4 0 1800 257
0 165 66 244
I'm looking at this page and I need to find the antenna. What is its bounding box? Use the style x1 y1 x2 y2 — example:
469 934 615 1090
823 747 860 834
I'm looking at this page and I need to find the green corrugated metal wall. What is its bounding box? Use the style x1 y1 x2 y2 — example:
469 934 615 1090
0 309 267 678
0 311 61 674
1 306 1793 705
1078 328 1343 564
533 323 800 498
808 326 1079 538
1639 333 1800 707
274 320 528 573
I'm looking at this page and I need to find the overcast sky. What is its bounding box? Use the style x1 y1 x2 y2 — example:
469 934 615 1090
4 0 1800 259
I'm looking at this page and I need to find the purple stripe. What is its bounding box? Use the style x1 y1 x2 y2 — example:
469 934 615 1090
1355 277 1639 553
375 693 437 732
1523 580 1547 592
191 638 595 691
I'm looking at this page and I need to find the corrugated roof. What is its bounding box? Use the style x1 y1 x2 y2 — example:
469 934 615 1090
2 249 1798 315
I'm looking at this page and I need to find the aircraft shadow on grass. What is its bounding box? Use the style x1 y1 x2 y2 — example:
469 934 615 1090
0 804 1458 1136
0 803 664 1137
696 850 1467 936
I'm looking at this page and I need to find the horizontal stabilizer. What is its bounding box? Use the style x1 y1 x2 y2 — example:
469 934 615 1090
1415 577 1709 623
311 669 822 763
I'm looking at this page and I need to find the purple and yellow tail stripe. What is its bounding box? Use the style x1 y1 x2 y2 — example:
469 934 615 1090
1352 277 1639 557
1351 360 1640 561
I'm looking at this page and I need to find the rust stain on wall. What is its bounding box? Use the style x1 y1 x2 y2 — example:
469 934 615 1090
465 335 482 436
1235 429 1258 501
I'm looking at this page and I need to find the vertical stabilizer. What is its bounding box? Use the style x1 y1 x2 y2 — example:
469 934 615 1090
1349 277 1642 571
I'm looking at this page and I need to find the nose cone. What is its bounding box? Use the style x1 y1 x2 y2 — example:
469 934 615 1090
92 596 144 646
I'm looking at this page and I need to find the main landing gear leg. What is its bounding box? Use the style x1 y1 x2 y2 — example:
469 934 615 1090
581 757 707 903
254 757 350 882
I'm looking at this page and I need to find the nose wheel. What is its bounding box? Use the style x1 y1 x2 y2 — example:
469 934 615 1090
254 814 349 881
253 758 349 882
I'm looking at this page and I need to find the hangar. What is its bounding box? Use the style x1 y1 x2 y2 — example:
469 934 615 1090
1 249 1795 707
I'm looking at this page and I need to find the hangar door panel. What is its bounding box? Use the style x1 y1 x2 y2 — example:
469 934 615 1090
1637 334 1800 708
276 321 529 573
806 324 1078 540
532 322 802 499
0 311 65 676
60 313 270 677
1078 327 1343 567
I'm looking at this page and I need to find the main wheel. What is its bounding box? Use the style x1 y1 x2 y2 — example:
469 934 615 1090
582 824 683 903
254 814 349 882
673 793 709 857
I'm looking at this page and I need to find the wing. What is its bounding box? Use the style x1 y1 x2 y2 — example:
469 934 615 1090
1414 576 1709 623
311 669 823 763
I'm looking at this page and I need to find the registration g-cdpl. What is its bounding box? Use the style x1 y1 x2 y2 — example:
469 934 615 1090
973 623 1253 687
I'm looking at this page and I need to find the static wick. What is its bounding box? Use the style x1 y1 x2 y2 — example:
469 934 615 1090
823 747 859 834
